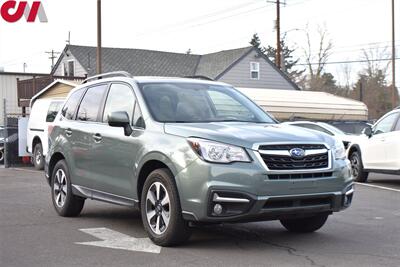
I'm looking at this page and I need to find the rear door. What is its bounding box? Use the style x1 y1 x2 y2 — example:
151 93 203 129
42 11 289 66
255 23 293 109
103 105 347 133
70 84 108 188
89 83 144 198
58 88 86 185
363 112 399 169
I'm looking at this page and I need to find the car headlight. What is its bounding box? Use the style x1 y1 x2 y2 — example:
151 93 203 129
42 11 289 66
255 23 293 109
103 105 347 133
334 139 346 160
188 138 251 163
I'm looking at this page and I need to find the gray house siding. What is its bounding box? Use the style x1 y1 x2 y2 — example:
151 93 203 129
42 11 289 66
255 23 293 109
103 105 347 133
216 50 296 90
53 51 87 77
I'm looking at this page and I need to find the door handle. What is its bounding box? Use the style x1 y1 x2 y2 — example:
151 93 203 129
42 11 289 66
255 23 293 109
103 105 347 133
92 133 102 143
65 128 72 137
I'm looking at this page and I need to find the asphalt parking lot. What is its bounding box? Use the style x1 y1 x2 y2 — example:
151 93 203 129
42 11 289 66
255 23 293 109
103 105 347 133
1 167 399 267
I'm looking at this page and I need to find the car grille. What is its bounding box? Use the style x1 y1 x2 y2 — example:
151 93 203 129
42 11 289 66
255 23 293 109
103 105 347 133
268 172 333 180
258 144 330 171
263 197 332 210
258 144 326 150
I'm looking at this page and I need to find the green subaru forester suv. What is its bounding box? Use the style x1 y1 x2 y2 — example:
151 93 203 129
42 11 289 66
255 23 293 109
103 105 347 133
45 72 354 246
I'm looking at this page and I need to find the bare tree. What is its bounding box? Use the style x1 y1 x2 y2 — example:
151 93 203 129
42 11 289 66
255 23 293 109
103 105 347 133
301 25 334 91
361 46 390 79
351 46 394 119
303 25 333 80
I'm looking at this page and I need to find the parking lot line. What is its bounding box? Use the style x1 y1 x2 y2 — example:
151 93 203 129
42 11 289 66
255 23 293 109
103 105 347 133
356 182 400 193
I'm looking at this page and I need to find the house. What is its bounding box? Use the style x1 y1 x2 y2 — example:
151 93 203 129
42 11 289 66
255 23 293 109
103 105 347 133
51 45 300 90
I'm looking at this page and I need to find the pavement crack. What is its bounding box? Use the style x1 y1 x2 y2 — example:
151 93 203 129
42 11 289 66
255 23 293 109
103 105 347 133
208 225 325 267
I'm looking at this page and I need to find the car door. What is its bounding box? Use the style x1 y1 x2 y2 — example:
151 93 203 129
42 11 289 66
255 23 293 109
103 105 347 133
72 84 109 189
58 88 88 186
380 111 400 170
89 82 145 199
363 112 399 170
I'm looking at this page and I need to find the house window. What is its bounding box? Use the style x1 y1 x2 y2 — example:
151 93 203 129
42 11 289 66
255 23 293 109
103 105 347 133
63 62 68 76
63 60 75 77
68 61 75 76
250 62 260 80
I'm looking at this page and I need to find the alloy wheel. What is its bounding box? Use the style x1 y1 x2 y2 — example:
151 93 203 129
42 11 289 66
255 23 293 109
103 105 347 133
350 155 359 177
53 169 68 208
35 149 42 165
145 182 170 235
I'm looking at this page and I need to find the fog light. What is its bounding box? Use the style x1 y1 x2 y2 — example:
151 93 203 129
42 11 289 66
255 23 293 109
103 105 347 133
213 204 223 215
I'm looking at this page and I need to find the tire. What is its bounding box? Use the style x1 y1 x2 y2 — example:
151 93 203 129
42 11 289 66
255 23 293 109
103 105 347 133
51 160 85 217
350 150 369 182
280 213 329 233
0 148 4 164
33 142 44 170
140 168 191 246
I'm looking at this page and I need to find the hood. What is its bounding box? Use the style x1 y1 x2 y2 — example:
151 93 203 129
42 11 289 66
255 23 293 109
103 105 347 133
164 122 336 150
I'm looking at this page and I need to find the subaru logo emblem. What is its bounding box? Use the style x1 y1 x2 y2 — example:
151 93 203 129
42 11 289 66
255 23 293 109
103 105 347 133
289 148 305 159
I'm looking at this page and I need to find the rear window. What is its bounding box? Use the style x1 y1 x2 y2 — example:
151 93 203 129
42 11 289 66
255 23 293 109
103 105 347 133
61 88 85 120
46 102 63 122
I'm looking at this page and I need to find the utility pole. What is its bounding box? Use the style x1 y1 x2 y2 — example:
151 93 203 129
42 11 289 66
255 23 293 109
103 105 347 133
23 63 27 73
391 0 397 108
276 0 281 69
66 31 71 45
97 0 102 74
45 50 61 70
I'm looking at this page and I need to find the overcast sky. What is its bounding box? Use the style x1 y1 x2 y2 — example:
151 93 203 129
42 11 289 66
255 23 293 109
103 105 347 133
0 0 398 87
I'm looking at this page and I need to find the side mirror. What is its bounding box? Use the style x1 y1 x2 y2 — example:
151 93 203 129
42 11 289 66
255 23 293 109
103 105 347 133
108 111 133 136
362 126 372 138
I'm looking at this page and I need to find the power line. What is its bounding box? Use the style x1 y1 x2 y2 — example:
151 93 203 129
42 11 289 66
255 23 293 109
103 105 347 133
297 57 400 66
134 1 268 39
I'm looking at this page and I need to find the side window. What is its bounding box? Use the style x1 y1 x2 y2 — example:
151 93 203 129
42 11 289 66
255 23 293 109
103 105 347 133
77 85 108 122
395 115 400 131
61 88 85 120
373 113 398 135
46 102 63 122
133 102 145 128
103 84 135 123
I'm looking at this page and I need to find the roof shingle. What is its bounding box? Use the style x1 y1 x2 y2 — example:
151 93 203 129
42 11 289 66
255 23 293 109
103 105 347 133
57 45 258 80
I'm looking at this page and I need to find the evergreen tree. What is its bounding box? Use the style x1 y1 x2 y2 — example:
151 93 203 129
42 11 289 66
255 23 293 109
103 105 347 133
249 33 304 83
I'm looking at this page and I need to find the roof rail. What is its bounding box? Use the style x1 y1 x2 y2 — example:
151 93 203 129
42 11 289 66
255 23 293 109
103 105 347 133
83 71 133 84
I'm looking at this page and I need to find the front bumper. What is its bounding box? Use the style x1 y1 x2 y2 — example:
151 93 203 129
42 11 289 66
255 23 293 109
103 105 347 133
176 151 354 222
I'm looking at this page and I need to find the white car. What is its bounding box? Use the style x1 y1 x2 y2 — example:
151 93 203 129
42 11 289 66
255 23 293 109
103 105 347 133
283 121 358 149
27 98 64 170
347 108 400 182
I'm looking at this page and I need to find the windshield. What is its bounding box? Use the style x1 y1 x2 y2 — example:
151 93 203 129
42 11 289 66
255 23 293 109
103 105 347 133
138 82 276 123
